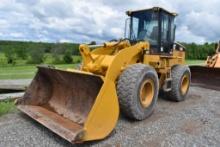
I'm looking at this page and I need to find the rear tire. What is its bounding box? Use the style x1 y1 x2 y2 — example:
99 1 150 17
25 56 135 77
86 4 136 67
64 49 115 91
165 65 191 102
117 64 159 120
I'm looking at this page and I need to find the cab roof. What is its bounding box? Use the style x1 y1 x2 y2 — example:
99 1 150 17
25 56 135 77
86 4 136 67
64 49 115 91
126 7 178 16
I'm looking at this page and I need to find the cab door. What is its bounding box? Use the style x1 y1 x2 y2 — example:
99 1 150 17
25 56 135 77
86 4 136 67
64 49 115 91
160 12 173 54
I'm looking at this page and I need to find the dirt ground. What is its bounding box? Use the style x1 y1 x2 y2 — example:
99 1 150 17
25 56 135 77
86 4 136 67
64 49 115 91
0 86 220 147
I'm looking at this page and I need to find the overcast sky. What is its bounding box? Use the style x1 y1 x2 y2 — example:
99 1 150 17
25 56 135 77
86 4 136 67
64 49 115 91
0 0 220 44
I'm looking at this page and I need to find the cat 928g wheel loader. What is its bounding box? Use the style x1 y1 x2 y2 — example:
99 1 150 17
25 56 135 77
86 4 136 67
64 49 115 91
16 7 191 143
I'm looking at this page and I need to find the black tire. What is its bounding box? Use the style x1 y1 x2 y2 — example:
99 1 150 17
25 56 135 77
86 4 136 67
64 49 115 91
165 65 191 102
117 64 159 120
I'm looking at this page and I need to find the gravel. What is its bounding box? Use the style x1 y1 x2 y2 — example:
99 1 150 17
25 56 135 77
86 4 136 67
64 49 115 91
0 86 220 147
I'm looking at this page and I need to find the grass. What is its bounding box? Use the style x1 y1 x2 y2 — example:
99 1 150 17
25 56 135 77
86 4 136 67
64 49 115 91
186 60 205 65
0 52 81 79
0 100 16 116
0 64 77 79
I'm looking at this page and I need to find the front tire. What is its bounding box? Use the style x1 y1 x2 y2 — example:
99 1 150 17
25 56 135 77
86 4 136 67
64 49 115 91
117 64 159 120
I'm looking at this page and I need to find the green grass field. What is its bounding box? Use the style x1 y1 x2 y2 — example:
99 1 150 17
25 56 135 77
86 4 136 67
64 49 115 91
0 64 76 79
0 53 80 79
186 60 205 65
0 59 205 80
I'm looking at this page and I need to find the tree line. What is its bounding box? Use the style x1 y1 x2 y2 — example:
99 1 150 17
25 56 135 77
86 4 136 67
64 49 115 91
0 40 217 65
0 40 80 64
182 42 216 60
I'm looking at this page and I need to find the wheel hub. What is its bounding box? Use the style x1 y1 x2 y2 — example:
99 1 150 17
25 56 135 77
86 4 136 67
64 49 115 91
139 79 154 108
181 74 189 95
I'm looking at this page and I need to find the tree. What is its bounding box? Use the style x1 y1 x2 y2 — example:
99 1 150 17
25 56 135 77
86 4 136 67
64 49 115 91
63 49 73 64
3 48 16 65
15 48 28 59
28 48 45 64
51 44 64 64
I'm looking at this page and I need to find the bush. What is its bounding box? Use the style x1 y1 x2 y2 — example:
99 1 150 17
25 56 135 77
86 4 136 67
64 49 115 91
63 49 73 64
73 57 81 64
52 54 63 64
15 48 28 59
28 48 45 64
51 46 64 64
3 48 16 65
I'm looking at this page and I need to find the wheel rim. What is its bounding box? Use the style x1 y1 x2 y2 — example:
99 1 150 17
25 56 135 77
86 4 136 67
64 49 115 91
181 74 190 95
139 79 154 108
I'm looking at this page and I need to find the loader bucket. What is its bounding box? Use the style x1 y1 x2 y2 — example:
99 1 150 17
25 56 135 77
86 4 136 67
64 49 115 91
16 66 119 143
190 66 220 91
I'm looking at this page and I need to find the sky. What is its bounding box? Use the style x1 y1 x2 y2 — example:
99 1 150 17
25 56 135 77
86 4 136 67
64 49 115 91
0 0 220 44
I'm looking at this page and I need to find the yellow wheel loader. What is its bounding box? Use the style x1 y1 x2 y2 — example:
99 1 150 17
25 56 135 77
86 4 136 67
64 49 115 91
16 7 191 143
190 40 220 90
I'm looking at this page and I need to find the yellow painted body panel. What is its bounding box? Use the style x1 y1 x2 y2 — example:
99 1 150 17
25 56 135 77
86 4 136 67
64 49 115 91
143 50 185 87
83 79 118 140
215 54 220 67
80 41 149 141
70 40 185 141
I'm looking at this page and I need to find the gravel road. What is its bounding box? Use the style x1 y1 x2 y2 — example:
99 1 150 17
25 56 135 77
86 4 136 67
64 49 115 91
0 86 220 147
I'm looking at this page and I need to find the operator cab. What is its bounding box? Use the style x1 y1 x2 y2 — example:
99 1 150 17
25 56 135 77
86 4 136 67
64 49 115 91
126 7 177 54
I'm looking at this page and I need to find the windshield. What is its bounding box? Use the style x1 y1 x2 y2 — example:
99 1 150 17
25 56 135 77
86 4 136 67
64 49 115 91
130 11 159 46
